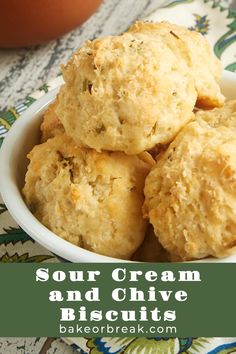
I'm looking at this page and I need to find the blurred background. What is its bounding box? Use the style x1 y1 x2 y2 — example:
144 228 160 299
0 0 164 110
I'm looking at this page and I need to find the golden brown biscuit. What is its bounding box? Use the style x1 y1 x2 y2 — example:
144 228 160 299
56 24 197 155
40 99 64 142
129 21 224 109
195 99 236 129
23 134 152 259
132 226 169 262
144 103 236 261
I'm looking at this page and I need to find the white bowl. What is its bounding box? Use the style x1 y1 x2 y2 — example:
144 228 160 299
1 70 236 263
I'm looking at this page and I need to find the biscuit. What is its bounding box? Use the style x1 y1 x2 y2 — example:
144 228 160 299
23 134 152 259
129 21 224 109
56 25 197 154
195 99 236 129
40 99 64 142
144 103 236 260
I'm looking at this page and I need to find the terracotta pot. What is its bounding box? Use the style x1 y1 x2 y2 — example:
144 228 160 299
0 0 102 48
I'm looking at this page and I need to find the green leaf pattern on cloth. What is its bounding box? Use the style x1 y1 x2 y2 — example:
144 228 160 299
189 14 210 34
0 227 33 245
64 337 236 353
0 252 53 263
0 0 236 352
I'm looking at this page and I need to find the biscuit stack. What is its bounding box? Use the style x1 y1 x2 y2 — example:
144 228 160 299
23 22 236 261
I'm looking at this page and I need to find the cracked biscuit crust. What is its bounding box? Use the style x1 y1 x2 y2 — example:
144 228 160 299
129 21 224 109
195 99 236 129
56 23 197 154
144 102 236 261
23 134 152 259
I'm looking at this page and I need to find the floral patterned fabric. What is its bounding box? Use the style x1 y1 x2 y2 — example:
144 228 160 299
63 337 236 353
0 0 236 352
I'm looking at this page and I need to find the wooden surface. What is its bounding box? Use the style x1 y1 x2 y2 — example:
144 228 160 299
0 0 163 352
0 0 164 111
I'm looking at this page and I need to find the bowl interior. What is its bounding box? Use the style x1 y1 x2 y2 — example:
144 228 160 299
14 112 42 190
1 70 236 263
7 95 55 192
